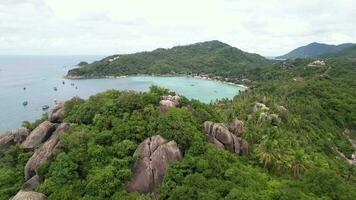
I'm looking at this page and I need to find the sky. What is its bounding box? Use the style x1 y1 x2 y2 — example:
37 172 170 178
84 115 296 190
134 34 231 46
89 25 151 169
0 0 355 56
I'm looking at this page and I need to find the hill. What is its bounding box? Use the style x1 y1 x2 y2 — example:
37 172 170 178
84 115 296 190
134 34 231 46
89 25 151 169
276 42 355 59
67 40 270 81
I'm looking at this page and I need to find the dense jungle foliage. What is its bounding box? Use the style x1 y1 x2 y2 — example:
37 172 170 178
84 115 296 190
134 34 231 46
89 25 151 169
1 44 356 200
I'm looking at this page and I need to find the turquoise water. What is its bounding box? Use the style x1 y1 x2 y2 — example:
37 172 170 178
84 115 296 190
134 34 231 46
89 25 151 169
0 56 244 132
128 76 243 103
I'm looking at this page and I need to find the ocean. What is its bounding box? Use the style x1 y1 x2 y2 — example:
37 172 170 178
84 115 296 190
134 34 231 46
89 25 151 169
0 55 244 132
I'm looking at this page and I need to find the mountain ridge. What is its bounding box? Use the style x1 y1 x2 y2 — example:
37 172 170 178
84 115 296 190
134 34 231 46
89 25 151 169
277 42 355 59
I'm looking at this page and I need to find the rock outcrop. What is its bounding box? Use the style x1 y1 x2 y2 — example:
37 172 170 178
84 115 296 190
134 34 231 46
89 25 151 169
21 121 56 150
162 95 180 106
22 175 41 191
259 112 281 126
159 95 180 112
159 100 175 112
252 102 282 126
229 118 244 137
48 102 65 123
126 135 182 199
0 128 29 154
204 121 248 155
24 123 69 180
11 190 47 200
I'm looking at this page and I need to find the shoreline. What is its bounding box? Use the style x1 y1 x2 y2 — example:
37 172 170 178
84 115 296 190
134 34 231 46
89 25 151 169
65 74 249 89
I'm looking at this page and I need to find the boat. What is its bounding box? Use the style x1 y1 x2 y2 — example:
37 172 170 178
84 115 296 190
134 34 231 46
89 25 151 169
53 87 57 91
23 87 26 90
22 101 28 106
42 105 49 110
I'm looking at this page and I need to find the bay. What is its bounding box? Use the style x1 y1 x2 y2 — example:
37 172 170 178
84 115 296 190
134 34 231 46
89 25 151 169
0 55 244 132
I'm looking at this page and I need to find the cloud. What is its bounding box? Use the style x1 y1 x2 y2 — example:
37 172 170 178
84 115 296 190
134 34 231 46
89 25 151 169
0 0 355 56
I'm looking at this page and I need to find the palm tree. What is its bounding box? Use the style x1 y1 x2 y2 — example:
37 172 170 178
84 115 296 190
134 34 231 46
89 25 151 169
290 149 306 179
256 139 276 168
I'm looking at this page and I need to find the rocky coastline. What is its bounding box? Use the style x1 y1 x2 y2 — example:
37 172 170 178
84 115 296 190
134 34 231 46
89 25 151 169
0 102 67 200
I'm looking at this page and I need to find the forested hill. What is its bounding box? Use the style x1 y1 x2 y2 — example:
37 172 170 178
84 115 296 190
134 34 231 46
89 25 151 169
276 42 355 59
67 40 270 79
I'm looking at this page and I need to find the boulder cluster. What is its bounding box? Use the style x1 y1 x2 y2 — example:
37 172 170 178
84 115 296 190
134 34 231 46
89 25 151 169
1 102 68 200
204 118 249 155
159 95 181 112
126 135 182 199
253 102 283 126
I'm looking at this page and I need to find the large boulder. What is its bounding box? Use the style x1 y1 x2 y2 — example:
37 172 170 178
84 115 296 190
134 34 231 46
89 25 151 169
21 121 56 150
162 95 180 106
229 118 244 136
126 135 182 198
0 128 29 154
22 175 41 191
24 123 69 180
159 95 181 112
239 137 249 155
48 102 65 123
11 190 47 200
159 100 175 112
204 121 248 155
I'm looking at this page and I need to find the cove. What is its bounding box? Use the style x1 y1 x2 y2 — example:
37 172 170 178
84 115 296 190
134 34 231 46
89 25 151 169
0 55 245 132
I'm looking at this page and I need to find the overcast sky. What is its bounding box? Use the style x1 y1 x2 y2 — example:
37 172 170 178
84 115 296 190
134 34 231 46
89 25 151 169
0 0 355 56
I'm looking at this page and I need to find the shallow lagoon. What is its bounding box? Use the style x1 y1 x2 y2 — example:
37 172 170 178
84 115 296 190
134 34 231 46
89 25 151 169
0 56 244 132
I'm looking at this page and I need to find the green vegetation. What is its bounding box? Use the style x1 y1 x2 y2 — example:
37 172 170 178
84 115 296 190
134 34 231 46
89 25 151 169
67 40 270 83
77 61 89 66
0 146 32 198
1 42 356 199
